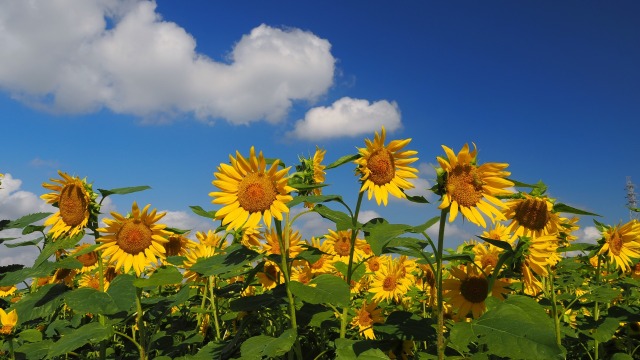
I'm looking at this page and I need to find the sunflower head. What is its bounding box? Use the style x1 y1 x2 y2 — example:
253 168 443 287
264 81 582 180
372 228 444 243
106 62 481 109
351 300 385 340
41 171 100 240
597 220 640 272
436 144 513 228
354 127 419 206
0 308 18 335
71 244 100 273
97 202 170 277
210 147 295 231
444 264 509 319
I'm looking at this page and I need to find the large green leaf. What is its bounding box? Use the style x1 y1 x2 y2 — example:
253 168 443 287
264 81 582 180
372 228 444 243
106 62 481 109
289 274 350 307
14 284 69 325
63 288 120 315
48 322 113 357
240 329 297 359
97 185 151 198
313 204 354 230
374 311 436 341
189 205 216 219
106 274 137 312
0 260 56 286
326 153 360 169
362 218 412 256
3 212 52 229
33 233 83 267
190 244 260 278
553 203 600 217
133 266 184 288
456 295 566 359
15 339 53 360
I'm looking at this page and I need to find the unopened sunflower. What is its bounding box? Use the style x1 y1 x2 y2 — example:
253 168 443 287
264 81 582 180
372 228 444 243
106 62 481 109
97 202 170 277
41 171 99 240
444 264 510 319
210 147 295 231
597 220 640 272
355 127 419 206
436 144 513 228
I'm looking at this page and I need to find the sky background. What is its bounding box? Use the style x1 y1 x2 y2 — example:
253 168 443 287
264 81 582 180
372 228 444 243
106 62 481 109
1 0 639 266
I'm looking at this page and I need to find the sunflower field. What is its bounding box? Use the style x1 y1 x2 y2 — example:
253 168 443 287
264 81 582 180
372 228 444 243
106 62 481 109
1 127 639 360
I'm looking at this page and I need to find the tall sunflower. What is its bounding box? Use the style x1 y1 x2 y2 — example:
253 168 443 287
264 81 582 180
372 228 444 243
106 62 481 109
355 127 419 206
436 144 513 228
351 300 385 339
97 202 170 277
210 147 295 230
323 229 367 263
41 171 98 240
597 220 640 272
444 264 509 319
503 193 563 239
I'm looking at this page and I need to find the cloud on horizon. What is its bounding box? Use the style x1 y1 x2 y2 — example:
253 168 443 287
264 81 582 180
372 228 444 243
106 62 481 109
0 0 335 125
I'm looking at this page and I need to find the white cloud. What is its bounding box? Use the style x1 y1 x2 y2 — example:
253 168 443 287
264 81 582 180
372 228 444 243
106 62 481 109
288 97 402 140
578 226 601 244
158 210 216 239
0 0 335 124
358 210 381 224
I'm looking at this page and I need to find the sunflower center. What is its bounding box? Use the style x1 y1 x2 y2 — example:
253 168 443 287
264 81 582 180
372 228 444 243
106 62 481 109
116 219 153 255
382 274 398 292
368 258 381 272
334 237 351 257
165 236 184 257
0 286 13 292
77 251 98 267
447 165 484 207
59 183 88 227
310 256 326 270
513 198 549 231
610 231 623 256
460 276 489 303
358 309 373 327
480 254 498 269
237 173 278 213
367 149 395 185
265 264 279 281
85 276 101 290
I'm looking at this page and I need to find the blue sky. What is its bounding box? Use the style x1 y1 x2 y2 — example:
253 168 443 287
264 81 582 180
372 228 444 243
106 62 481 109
1 0 639 265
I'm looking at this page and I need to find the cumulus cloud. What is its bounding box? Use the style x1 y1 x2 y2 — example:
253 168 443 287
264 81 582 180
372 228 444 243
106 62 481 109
288 97 402 140
161 210 216 238
0 0 335 124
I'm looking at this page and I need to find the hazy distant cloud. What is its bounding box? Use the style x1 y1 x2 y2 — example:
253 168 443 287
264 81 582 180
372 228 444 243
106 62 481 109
0 0 335 124
161 210 216 238
30 157 60 169
288 97 402 140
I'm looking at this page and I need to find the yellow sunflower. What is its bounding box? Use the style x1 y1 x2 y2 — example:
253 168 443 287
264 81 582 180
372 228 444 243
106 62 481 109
240 226 263 249
210 147 295 231
97 202 170 277
518 234 560 295
261 227 304 259
183 235 222 283
290 261 313 284
351 300 385 339
480 222 513 244
597 220 640 272
437 144 513 228
163 233 196 259
369 258 412 303
41 171 98 240
70 244 100 273
0 285 17 297
503 194 563 240
79 273 110 291
355 126 419 206
0 308 17 335
323 229 368 264
444 264 510 319
472 242 503 272
256 260 283 290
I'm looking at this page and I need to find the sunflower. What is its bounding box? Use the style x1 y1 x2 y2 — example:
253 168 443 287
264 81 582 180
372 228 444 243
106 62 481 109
472 242 503 272
256 260 283 290
503 193 563 240
0 285 17 297
183 234 222 283
70 244 100 273
323 229 368 264
351 300 385 339
436 144 513 228
354 127 419 206
240 226 263 249
597 220 640 272
79 272 110 291
304 146 327 208
0 308 17 335
97 202 170 277
480 222 513 244
261 227 303 258
290 261 313 284
210 147 295 231
518 234 560 295
444 264 509 319
163 233 195 259
41 171 98 240
369 258 413 303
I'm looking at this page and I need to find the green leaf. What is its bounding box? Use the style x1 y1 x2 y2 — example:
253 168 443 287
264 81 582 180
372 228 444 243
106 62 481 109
287 194 344 208
240 329 297 359
189 205 216 219
48 322 113 357
326 153 360 169
558 242 597 253
22 224 46 235
106 274 137 312
230 292 282 312
190 244 260 278
610 353 634 360
362 218 412 256
4 213 52 229
289 274 350 307
0 261 57 286
405 194 429 204
15 339 53 360
4 237 44 248
477 236 514 252
17 328 43 342
374 311 436 340
313 204 354 231
64 288 120 315
133 266 184 288
33 232 83 267
553 203 600 217
97 185 151 198
463 295 566 360
410 216 439 234
14 284 68 325
357 349 390 359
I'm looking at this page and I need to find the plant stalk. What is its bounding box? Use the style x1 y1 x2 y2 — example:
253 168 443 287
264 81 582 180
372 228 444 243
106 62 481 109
339 191 364 338
436 208 449 360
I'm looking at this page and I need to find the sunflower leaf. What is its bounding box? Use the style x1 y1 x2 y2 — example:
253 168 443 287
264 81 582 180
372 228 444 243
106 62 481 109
240 329 297 359
33 232 83 267
326 153 360 169
477 236 514 253
97 185 151 198
287 194 344 208
289 274 350 307
4 237 44 248
133 266 184 288
48 322 113 358
4 212 52 229
362 218 413 256
553 203 600 217
63 288 120 315
189 205 216 219
313 204 354 231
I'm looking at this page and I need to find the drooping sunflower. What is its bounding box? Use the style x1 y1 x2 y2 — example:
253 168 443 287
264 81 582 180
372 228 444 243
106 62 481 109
444 264 510 319
436 144 514 228
351 300 385 340
369 258 413 303
41 171 99 240
597 220 640 272
163 233 196 259
355 127 419 206
70 243 100 273
503 193 564 240
210 147 295 231
0 308 17 335
303 146 327 208
97 202 170 277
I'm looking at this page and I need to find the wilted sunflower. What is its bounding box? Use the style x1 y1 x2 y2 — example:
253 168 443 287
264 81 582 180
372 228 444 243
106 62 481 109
0 308 17 335
355 127 419 206
369 258 413 303
436 144 513 228
597 220 640 272
351 300 385 340
444 264 509 319
210 147 295 231
41 171 99 240
503 193 563 240
97 202 170 277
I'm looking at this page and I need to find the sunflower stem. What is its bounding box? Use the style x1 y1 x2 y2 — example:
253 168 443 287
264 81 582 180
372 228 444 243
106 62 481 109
135 287 147 360
96 233 107 360
548 267 562 347
593 255 602 360
436 208 449 360
209 275 222 341
339 190 364 339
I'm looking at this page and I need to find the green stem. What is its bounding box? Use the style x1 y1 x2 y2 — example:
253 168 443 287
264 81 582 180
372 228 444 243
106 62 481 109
114 330 144 357
209 276 222 341
593 256 601 360
339 191 365 338
436 208 449 360
8 336 15 360
135 287 147 360
548 268 562 346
